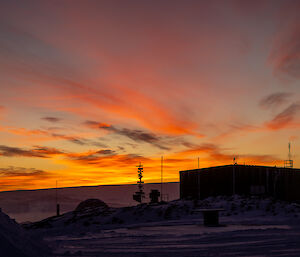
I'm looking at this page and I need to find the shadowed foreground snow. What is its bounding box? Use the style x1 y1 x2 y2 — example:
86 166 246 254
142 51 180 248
46 222 300 257
24 195 300 256
0 208 49 257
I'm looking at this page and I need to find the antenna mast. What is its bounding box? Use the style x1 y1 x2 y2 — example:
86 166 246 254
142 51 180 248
284 142 293 168
133 162 145 203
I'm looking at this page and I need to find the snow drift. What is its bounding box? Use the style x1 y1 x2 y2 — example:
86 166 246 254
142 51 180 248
0 208 49 257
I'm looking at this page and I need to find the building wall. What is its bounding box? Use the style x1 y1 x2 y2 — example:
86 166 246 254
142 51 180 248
180 165 300 201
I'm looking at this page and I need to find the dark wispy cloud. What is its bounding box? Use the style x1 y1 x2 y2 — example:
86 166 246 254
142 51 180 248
0 145 64 158
49 133 106 147
0 166 45 177
51 133 86 145
67 149 117 163
96 149 116 155
259 92 292 109
66 149 148 168
84 120 170 150
110 127 169 150
83 120 111 129
41 116 62 123
265 103 300 130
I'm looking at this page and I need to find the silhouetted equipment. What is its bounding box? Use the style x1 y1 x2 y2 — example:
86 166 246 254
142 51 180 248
133 163 145 203
233 156 237 165
56 204 60 217
149 189 160 203
180 164 300 201
196 209 224 226
284 142 293 168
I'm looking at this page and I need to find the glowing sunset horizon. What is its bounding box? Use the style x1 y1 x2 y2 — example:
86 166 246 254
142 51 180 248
0 0 299 191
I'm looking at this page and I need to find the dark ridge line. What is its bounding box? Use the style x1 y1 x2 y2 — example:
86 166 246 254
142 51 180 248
0 182 179 194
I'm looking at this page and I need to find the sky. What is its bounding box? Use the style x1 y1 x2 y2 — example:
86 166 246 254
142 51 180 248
0 0 300 191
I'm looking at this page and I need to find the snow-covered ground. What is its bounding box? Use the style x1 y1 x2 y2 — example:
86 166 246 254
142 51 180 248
2 184 300 256
24 195 300 256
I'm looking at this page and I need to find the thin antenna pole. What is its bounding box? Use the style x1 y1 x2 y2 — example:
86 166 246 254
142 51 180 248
55 180 58 206
56 180 60 216
161 156 163 202
232 157 236 195
284 142 293 168
198 157 199 169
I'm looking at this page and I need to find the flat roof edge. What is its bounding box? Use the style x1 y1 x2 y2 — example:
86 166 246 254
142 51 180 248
180 164 300 173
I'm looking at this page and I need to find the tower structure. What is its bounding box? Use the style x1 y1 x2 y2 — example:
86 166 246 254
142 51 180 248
133 162 145 203
284 142 293 168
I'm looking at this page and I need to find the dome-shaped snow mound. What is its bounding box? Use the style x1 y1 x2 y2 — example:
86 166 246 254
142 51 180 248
75 199 108 212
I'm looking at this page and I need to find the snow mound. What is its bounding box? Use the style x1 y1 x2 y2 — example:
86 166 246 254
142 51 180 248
75 198 108 212
0 208 49 257
24 198 112 233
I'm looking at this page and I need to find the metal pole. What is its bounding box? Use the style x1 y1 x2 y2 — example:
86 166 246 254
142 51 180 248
232 165 235 195
198 157 199 169
161 156 163 202
55 180 57 206
56 180 60 216
198 171 201 199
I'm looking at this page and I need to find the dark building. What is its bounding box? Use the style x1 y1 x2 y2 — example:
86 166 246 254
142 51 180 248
180 165 300 201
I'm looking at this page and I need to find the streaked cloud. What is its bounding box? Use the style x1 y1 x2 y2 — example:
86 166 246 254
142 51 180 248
0 145 64 158
41 116 62 123
259 92 292 109
85 121 170 150
83 121 111 129
65 150 149 168
0 166 45 177
265 103 300 130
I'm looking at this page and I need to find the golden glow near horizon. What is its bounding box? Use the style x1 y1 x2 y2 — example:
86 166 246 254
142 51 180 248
0 1 300 191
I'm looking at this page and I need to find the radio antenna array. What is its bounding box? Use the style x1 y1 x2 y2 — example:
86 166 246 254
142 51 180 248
284 142 293 168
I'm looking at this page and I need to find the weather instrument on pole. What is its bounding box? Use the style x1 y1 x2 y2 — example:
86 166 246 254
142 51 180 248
284 142 293 168
133 162 145 203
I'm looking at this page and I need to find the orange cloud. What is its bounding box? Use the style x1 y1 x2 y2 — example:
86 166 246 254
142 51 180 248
173 143 281 167
264 103 300 130
0 166 54 191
